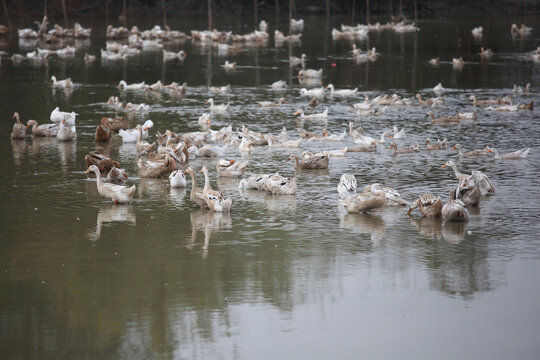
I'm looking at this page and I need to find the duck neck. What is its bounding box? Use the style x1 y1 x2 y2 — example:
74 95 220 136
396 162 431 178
450 163 462 178
202 169 211 192
292 156 300 169
94 168 103 189
188 170 199 192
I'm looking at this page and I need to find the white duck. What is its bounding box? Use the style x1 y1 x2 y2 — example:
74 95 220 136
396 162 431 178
433 82 445 95
263 174 297 195
118 80 146 90
487 147 530 160
206 98 230 112
223 60 237 69
118 120 154 142
391 126 406 139
352 131 392 146
300 87 325 97
85 165 136 205
50 76 73 88
50 107 78 125
363 183 408 206
337 174 357 200
325 84 358 96
441 160 496 194
56 118 77 141
169 169 187 188
442 199 470 222
271 80 287 89
216 159 249 177
294 107 328 120
290 53 307 67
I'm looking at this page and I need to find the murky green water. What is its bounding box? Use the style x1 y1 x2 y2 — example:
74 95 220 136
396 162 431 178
1 14 540 359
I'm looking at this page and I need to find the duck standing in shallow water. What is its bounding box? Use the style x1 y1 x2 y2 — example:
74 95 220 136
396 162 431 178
85 165 136 205
11 112 27 139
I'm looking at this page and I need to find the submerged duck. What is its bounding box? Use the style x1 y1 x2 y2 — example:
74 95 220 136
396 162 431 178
442 199 470 222
216 159 249 177
11 112 27 139
26 119 59 137
85 165 136 205
337 174 357 200
200 166 232 212
407 194 443 217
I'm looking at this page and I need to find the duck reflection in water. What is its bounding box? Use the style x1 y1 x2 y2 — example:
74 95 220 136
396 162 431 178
11 139 28 166
88 205 136 241
340 211 386 244
138 178 168 199
57 140 76 170
408 216 467 244
169 187 187 208
188 209 232 257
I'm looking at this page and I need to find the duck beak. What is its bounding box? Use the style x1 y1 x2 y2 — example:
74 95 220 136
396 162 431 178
229 160 235 164
441 164 447 168
293 110 300 116
485 149 493 153
84 168 92 174
123 173 129 179
26 125 30 129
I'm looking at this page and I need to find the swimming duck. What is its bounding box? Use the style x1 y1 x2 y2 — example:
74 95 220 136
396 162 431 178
185 167 208 208
298 68 322 79
391 126 406 139
118 80 146 90
433 82 445 95
452 144 491 157
85 165 136 205
262 174 297 195
428 58 440 66
94 117 112 142
407 194 443 217
57 118 77 141
216 159 248 177
441 160 496 194
294 107 328 120
271 80 287 89
471 26 483 37
238 173 273 190
85 152 120 174
50 76 73 88
137 153 177 178
26 119 59 137
206 98 230 112
223 60 237 69
416 94 446 107
307 129 346 142
102 116 129 132
288 154 329 170
457 111 478 120
118 120 153 142
480 47 493 61
442 199 470 222
340 187 386 213
363 183 408 206
428 111 461 123
352 131 392 146
106 166 129 184
487 147 530 160
389 142 420 155
512 83 531 93
50 107 78 125
452 57 464 70
200 166 232 212
136 125 157 154
169 169 187 188
300 87 325 97
426 138 448 151
290 53 307 67
325 84 358 96
11 112 26 139
258 98 287 107
209 84 231 93
450 177 481 207
337 174 357 200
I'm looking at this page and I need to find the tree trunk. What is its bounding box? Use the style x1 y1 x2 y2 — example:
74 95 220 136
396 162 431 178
1 0 11 30
366 0 370 24
162 0 167 28
208 0 212 30
414 0 418 24
326 0 330 17
123 0 127 28
352 0 356 24
61 0 68 28
254 0 258 28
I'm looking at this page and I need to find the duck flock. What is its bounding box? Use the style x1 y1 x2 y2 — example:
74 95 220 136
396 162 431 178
6 16 536 226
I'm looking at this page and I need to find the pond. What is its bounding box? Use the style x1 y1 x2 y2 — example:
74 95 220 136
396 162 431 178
1 13 539 360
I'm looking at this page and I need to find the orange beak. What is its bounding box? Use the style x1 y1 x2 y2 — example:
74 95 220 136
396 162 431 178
451 146 457 151
485 149 493 153
84 168 92 174
26 125 30 129
229 160 235 164
441 164 447 168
